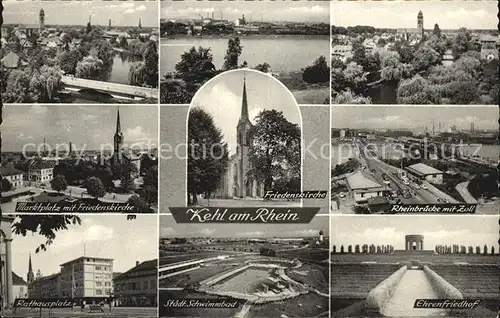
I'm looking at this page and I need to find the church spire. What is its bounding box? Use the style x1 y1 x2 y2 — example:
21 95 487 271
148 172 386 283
27 252 34 283
241 73 249 120
116 107 121 134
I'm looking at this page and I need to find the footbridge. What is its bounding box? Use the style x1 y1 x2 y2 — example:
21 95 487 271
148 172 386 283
61 75 157 100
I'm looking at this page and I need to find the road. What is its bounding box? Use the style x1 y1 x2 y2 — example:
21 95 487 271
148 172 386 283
359 142 457 204
4 307 157 317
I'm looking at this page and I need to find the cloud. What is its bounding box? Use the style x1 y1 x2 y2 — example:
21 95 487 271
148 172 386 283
199 228 215 236
236 231 265 237
286 5 328 15
121 3 135 9
161 227 176 237
136 5 146 12
294 229 321 237
84 224 114 241
125 8 135 14
126 126 151 142
445 8 488 20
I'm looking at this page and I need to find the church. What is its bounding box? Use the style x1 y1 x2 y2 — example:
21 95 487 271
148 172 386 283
214 74 265 199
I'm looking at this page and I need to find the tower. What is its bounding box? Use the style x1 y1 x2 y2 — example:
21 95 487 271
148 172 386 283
27 252 34 284
113 107 124 165
236 73 253 198
138 18 142 29
417 10 424 37
39 8 45 30
109 19 111 28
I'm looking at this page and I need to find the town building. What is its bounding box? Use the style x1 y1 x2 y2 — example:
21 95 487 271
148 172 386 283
214 74 265 199
23 158 55 184
405 163 444 184
13 272 28 299
28 273 61 298
0 165 25 189
59 256 114 304
113 260 157 307
331 45 353 62
346 171 386 205
0 215 15 309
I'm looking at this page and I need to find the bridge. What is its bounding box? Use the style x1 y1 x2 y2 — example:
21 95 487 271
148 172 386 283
60 75 158 100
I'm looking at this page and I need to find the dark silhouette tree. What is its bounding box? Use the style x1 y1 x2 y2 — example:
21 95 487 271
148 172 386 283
187 107 228 205
86 176 106 200
50 175 68 193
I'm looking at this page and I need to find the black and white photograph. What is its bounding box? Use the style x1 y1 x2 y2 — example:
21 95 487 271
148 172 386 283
160 0 330 104
330 215 498 317
158 214 329 318
0 214 158 317
330 1 499 104
1 1 159 104
331 106 498 214
0 105 158 213
185 69 302 207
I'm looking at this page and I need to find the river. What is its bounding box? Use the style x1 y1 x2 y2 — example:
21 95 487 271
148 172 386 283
160 35 329 73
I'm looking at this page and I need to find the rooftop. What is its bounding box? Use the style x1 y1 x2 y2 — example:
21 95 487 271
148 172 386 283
0 165 24 176
60 256 114 266
113 259 157 281
13 272 27 286
406 163 443 176
346 171 383 191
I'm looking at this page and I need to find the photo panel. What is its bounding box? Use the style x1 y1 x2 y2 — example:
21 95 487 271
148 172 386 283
0 104 159 213
330 215 499 317
160 0 330 105
330 105 498 214
158 214 329 318
160 71 330 213
330 0 499 105
0 214 158 316
2 0 159 104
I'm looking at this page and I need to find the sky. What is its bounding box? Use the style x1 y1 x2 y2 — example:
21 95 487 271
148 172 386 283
2 105 158 152
332 1 498 30
9 215 158 280
190 70 301 154
331 106 498 131
331 215 498 251
163 1 329 24
3 0 158 28
160 215 328 238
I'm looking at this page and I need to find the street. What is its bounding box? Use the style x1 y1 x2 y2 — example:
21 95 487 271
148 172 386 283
4 307 157 317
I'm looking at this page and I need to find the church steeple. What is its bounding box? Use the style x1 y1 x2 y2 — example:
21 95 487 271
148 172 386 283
27 252 34 284
113 107 124 164
240 73 249 121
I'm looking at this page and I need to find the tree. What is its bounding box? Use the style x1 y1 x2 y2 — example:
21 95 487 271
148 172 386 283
348 245 352 253
483 244 488 255
126 194 153 213
452 28 473 59
332 245 336 253
247 110 301 193
222 37 243 70
254 63 271 73
302 55 330 83
333 89 371 104
340 245 344 253
411 45 440 71
76 56 105 80
1 178 13 192
160 77 192 104
143 40 159 88
397 75 440 104
119 37 129 49
352 41 366 67
58 50 82 75
491 246 495 255
175 46 216 84
128 61 147 86
187 107 228 205
29 66 62 102
86 22 92 34
86 176 106 200
90 39 114 67
342 61 367 92
355 245 360 253
433 23 441 38
50 175 68 193
363 53 380 73
3 70 32 103
397 46 416 64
